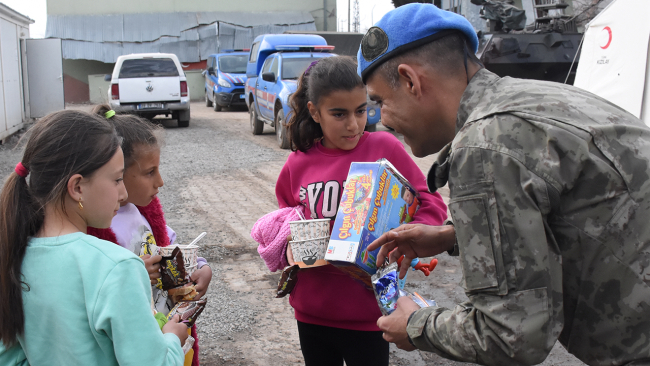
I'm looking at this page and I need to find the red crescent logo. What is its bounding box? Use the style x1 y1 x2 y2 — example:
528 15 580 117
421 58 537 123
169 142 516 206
601 26 612 49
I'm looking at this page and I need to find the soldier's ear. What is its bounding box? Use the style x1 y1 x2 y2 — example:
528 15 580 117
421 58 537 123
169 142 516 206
397 64 422 98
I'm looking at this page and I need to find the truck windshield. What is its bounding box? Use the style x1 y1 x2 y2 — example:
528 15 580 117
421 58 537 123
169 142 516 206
219 55 248 73
282 58 319 80
119 59 179 78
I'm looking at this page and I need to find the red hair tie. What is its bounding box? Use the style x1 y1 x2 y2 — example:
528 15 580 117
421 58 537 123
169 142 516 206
15 162 28 178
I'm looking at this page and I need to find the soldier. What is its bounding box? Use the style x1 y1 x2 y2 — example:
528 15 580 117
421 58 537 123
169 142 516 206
362 3 650 365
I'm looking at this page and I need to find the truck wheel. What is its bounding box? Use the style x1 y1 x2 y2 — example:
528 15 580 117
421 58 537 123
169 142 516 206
213 93 222 112
177 109 190 128
364 123 377 132
250 107 263 135
205 91 212 107
275 110 290 149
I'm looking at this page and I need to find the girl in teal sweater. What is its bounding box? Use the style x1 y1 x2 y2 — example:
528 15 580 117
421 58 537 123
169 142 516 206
0 110 188 366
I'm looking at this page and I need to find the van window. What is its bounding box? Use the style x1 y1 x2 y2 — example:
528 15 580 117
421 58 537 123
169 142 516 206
218 55 247 73
119 58 179 78
249 42 260 63
261 57 274 74
270 57 279 78
282 58 319 80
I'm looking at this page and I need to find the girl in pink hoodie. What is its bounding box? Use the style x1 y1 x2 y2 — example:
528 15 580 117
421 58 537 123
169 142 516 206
275 56 447 366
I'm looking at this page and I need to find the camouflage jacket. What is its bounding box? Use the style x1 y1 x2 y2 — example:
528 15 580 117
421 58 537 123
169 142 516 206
407 69 650 365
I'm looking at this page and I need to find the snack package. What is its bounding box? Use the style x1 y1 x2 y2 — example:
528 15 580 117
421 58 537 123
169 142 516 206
326 159 420 287
167 298 207 328
168 283 199 302
372 262 401 316
276 265 300 298
139 241 159 257
160 246 188 291
183 336 195 355
399 289 437 308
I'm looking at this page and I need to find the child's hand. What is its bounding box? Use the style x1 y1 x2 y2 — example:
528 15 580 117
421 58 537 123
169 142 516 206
286 235 295 266
190 266 212 299
141 254 162 285
162 315 189 346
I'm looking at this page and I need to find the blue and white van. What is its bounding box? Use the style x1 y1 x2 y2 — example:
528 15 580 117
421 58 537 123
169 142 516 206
203 50 249 111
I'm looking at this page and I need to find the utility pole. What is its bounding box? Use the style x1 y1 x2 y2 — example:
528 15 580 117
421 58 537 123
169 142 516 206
353 0 360 32
323 0 327 31
348 0 351 32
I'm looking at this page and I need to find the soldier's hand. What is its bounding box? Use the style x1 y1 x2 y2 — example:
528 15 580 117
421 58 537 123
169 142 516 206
377 297 420 351
367 224 455 279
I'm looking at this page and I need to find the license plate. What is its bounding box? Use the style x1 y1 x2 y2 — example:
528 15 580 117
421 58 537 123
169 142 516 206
138 103 162 109
239 94 245 99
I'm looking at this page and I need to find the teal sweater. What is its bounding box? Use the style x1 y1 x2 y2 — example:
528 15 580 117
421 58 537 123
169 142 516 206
0 232 184 366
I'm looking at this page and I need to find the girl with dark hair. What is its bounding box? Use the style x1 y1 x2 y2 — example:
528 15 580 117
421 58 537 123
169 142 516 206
0 110 188 365
87 105 211 366
275 56 448 365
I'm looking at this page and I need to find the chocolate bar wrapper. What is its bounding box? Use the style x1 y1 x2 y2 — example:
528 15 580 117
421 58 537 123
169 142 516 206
276 265 300 298
371 262 401 316
160 246 188 291
166 298 207 328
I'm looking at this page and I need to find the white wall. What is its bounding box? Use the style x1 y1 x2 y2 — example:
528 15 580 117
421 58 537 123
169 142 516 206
0 11 30 141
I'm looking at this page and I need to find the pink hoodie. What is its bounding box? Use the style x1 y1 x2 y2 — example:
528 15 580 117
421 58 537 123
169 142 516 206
276 132 447 331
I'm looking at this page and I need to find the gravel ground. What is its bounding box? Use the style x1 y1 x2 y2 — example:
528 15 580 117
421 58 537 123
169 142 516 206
0 103 585 366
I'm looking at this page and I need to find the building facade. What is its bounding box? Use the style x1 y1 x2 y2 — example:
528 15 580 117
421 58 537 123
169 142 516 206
46 0 336 103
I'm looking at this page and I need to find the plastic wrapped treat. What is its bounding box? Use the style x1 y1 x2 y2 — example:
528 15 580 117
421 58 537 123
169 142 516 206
166 298 207 327
399 289 437 308
160 247 189 291
276 264 300 298
371 262 401 316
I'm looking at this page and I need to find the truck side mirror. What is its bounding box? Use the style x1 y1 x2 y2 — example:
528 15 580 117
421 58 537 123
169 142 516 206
104 74 112 81
208 67 214 75
262 72 276 82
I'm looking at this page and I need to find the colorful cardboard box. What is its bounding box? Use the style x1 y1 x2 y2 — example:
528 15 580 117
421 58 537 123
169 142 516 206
325 159 420 286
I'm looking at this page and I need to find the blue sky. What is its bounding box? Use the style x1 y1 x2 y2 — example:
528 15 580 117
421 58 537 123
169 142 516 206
4 0 396 39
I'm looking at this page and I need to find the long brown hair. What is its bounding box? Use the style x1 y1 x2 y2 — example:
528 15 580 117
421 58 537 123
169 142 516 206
287 56 364 152
0 110 120 346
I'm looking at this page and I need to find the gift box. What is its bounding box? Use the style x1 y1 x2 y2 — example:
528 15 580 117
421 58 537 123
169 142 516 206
326 159 420 286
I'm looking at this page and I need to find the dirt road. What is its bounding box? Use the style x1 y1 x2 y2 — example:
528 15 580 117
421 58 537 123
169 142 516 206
0 102 584 365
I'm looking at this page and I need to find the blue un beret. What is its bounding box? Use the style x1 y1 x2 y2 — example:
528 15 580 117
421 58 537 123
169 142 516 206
357 3 479 83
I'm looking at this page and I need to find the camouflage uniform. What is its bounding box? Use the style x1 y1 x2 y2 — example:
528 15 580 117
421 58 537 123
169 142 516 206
407 69 650 365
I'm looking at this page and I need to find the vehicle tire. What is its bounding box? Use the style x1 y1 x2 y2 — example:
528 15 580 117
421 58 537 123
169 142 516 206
365 123 377 132
275 109 290 149
213 94 222 112
177 109 190 128
205 91 212 107
250 106 263 135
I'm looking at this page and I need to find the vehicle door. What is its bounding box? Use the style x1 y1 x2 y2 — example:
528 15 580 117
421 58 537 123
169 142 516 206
206 56 217 96
265 56 281 118
256 56 276 120
118 58 181 103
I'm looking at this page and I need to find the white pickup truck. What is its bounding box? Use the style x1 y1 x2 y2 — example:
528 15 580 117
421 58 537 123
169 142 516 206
107 53 191 127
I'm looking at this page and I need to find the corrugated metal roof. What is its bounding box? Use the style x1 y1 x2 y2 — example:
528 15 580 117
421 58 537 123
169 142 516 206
47 11 316 63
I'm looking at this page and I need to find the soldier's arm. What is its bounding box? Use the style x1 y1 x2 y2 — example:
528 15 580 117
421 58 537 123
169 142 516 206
407 145 564 365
